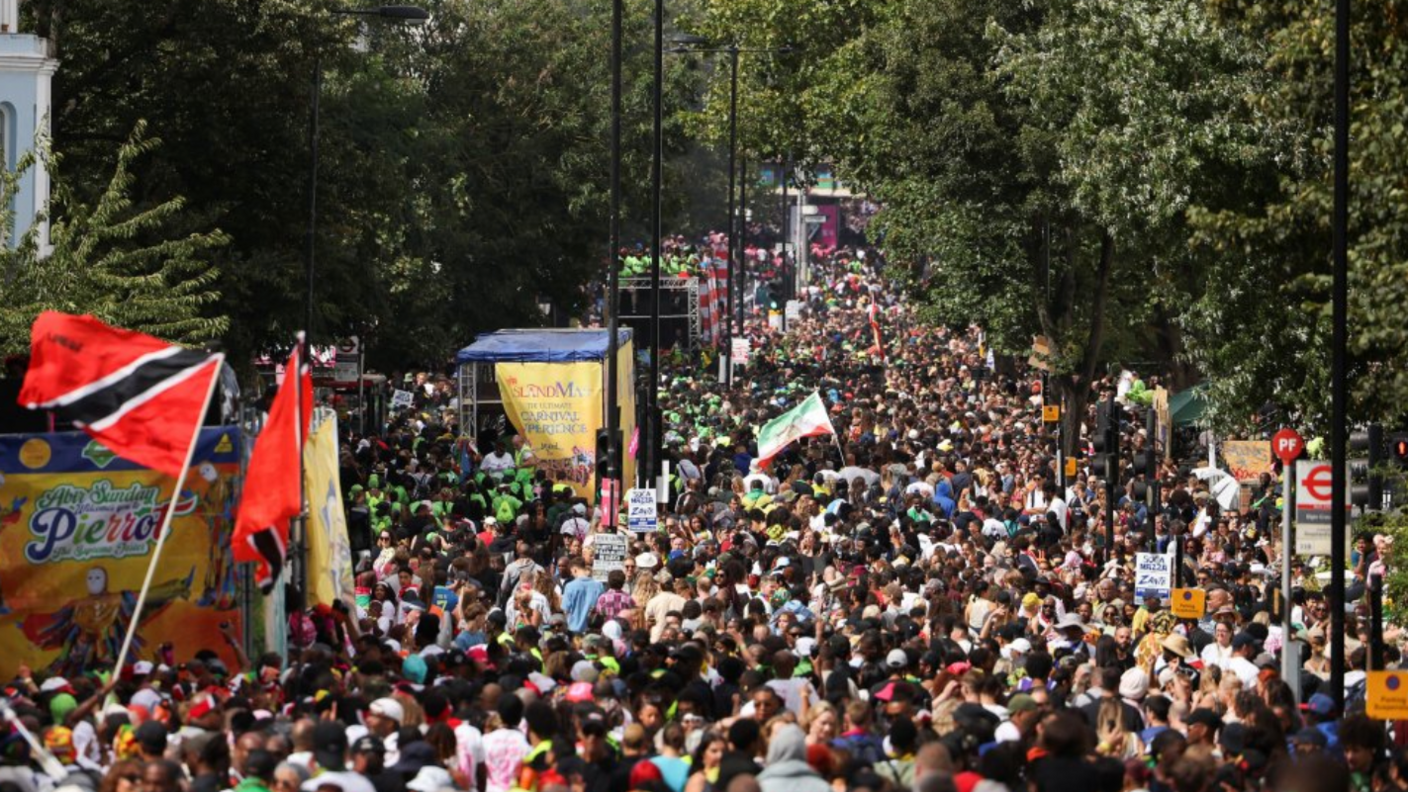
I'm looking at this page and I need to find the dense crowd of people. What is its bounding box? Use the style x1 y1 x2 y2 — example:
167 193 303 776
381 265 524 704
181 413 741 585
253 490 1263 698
4 240 1402 792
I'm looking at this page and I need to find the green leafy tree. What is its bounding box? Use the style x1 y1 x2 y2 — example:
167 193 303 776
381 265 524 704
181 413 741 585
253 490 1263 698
1182 0 1408 434
691 0 1287 448
29 0 705 370
0 122 228 353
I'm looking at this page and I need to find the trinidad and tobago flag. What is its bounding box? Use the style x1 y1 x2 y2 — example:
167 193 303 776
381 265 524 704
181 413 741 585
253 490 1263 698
18 311 223 479
233 338 312 593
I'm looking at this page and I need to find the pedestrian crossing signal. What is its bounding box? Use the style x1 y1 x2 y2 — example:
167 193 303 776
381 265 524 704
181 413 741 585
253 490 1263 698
1393 433 1408 468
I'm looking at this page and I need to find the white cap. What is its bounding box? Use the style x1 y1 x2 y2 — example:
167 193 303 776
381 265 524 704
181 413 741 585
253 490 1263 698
368 697 405 725
39 677 70 693
133 661 154 676
636 552 659 570
886 649 908 669
302 772 377 792
407 767 454 792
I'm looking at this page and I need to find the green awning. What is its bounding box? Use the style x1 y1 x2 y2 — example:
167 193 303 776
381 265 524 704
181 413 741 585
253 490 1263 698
1168 384 1208 426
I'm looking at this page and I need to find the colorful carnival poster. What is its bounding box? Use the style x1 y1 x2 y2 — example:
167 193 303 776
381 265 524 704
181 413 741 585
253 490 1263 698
0 428 242 679
495 361 604 500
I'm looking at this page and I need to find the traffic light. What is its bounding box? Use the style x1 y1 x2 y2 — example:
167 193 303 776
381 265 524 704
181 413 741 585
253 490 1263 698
1350 423 1384 510
1091 396 1122 487
595 428 613 482
1138 448 1158 478
1391 432 1408 469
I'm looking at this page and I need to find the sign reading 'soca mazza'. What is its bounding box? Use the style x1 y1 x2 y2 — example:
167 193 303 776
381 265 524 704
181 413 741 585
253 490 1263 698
1135 553 1172 601
627 488 657 533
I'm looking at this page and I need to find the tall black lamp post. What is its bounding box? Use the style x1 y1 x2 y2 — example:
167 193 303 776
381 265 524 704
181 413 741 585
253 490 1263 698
301 4 428 610
666 39 790 391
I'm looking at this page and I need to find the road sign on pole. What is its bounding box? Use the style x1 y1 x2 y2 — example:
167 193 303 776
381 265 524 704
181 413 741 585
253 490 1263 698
1273 428 1305 465
1296 460 1337 555
1276 427 1304 700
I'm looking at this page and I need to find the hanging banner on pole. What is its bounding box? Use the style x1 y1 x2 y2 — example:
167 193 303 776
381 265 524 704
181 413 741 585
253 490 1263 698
305 416 356 611
0 429 243 679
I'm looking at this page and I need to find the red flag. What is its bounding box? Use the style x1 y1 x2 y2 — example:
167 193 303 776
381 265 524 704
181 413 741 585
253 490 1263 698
233 341 311 592
18 312 222 478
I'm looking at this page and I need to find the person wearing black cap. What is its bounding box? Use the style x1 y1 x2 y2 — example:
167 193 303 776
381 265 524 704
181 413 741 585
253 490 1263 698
236 749 278 792
1183 708 1221 750
389 741 438 782
1225 632 1260 688
312 721 350 773
351 735 405 792
1291 727 1328 756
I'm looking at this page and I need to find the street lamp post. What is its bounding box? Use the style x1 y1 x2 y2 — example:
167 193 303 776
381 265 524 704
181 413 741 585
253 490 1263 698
645 0 664 491
780 155 788 332
666 40 790 389
738 155 748 329
605 0 623 507
1329 0 1350 708
724 45 739 388
302 4 428 609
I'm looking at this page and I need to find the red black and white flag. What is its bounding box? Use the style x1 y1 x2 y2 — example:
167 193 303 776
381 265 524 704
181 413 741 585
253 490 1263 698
18 312 223 479
233 338 311 593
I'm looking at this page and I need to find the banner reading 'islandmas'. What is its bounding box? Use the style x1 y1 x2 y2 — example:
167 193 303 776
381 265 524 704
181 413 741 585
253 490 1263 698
0 428 243 679
495 362 602 499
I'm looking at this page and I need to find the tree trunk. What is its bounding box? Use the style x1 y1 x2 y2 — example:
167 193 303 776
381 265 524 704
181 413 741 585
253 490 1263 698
1057 373 1087 458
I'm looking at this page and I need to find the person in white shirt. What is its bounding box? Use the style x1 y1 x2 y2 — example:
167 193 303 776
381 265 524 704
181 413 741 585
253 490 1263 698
1223 632 1262 688
1047 487 1069 533
480 442 515 474
742 462 776 494
1200 622 1236 670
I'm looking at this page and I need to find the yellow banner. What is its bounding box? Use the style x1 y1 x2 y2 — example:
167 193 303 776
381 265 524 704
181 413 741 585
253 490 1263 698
305 417 355 611
496 361 603 500
0 429 244 679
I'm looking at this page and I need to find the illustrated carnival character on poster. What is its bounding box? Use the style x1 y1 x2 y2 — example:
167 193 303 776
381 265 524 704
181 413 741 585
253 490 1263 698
19 565 194 678
189 461 238 609
0 428 245 680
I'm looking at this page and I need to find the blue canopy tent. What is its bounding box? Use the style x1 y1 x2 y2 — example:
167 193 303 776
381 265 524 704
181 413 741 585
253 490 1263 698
456 329 634 501
456 328 634 365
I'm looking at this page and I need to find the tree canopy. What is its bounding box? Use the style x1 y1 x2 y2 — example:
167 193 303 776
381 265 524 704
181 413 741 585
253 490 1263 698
690 0 1408 436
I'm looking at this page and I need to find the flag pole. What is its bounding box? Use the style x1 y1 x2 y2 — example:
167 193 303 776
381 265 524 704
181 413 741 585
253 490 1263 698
294 333 308 616
113 354 225 673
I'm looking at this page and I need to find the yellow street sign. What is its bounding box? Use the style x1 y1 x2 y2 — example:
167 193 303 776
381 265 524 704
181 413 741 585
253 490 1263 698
1170 588 1206 619
1368 671 1408 720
